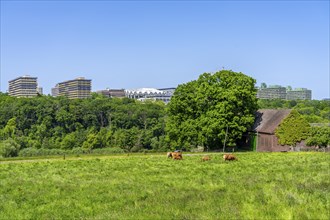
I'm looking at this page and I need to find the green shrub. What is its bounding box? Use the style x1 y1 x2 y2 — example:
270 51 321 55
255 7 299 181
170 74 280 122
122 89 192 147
0 138 20 157
18 148 66 157
71 147 88 155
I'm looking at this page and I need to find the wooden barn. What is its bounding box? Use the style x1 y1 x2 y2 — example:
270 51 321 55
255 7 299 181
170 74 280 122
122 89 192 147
251 109 292 152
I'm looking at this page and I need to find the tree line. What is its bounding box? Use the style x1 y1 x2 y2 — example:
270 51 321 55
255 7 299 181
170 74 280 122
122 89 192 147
0 93 168 157
0 70 329 157
258 99 330 123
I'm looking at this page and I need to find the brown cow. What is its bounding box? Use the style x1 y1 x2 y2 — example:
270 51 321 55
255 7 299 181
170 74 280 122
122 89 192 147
167 152 182 160
223 154 237 161
201 155 211 162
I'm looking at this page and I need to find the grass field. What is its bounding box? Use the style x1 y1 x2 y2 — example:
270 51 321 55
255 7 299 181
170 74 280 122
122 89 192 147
0 152 329 219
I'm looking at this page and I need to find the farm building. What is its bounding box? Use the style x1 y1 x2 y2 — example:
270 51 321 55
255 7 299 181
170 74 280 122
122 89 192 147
251 109 292 152
239 109 309 152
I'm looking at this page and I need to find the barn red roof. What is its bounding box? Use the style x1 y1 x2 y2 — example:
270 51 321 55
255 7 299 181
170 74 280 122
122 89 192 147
252 109 292 134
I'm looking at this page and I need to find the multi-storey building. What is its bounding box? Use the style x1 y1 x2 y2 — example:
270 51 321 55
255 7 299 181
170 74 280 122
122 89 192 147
37 87 43 95
125 87 176 104
57 77 91 99
286 88 312 100
158 87 176 104
125 88 163 99
8 75 38 98
257 83 313 100
51 84 59 97
96 88 125 98
257 85 287 99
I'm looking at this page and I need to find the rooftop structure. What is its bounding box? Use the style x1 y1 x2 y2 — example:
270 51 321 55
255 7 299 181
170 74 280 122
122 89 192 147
158 87 176 96
125 87 176 104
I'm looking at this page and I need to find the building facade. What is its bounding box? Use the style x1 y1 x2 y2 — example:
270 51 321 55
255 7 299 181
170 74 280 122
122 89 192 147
244 109 293 152
286 88 312 100
57 77 91 99
125 87 175 104
96 89 126 98
257 83 313 100
257 85 287 99
37 87 43 95
158 87 176 104
8 75 38 98
51 84 59 97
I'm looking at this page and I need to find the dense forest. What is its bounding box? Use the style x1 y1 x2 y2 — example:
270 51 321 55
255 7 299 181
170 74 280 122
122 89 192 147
0 88 329 157
0 93 167 157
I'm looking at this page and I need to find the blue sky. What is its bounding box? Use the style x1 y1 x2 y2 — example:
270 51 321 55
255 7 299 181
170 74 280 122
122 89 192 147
1 1 329 99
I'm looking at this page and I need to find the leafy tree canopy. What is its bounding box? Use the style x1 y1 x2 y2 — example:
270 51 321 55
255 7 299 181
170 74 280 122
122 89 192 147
275 110 311 147
166 70 257 150
258 99 330 123
0 94 167 156
306 126 330 148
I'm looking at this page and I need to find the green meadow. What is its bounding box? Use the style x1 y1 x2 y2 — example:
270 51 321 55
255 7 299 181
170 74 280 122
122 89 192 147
0 152 329 219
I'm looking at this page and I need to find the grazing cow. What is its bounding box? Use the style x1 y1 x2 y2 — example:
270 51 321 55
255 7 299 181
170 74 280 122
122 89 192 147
223 154 237 161
172 152 182 160
168 152 182 160
201 155 211 162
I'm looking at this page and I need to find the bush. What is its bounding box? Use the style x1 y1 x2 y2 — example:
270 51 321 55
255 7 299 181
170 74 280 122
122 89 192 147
306 126 330 148
17 147 129 157
18 148 66 157
0 139 20 157
71 147 88 155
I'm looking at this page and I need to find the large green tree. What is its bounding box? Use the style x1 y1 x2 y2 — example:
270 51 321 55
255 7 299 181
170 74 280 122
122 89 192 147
275 110 311 147
166 70 258 150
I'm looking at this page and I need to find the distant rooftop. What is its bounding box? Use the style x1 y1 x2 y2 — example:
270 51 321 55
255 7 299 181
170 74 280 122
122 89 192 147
126 88 163 94
8 75 37 83
292 88 309 91
268 85 284 89
252 109 292 134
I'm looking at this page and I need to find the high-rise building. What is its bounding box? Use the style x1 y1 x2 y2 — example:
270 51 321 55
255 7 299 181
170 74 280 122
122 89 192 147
8 75 38 98
287 88 312 100
57 77 91 99
257 85 287 99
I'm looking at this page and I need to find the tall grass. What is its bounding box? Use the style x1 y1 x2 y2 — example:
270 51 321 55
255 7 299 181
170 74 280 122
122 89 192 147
0 152 329 219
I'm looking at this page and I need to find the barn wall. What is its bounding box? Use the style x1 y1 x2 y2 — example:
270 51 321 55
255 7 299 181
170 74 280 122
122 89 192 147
256 133 290 152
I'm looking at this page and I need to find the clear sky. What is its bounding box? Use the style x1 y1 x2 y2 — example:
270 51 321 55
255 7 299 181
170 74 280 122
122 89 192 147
1 0 329 99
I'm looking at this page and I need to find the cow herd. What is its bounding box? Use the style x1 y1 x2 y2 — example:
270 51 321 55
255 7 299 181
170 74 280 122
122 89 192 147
167 152 238 161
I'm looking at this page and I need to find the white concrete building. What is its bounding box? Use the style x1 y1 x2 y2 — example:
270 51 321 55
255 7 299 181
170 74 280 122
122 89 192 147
125 87 175 104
